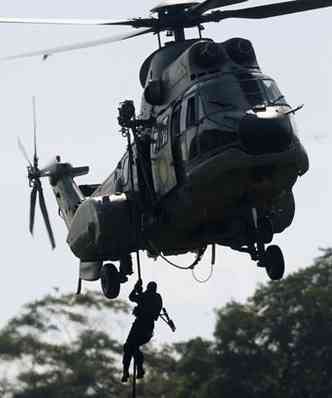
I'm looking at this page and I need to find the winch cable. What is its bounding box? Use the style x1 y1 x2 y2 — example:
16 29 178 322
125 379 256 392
126 124 142 398
159 251 204 270
146 240 206 270
157 244 216 283
192 243 216 283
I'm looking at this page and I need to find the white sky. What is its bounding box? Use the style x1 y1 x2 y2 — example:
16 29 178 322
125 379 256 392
0 0 331 345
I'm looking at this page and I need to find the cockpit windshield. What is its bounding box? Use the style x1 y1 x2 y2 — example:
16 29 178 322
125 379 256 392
199 74 289 129
239 77 287 107
199 74 288 118
199 74 247 115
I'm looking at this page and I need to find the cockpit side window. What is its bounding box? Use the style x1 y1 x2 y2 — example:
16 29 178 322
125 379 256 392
186 96 197 129
261 79 285 105
171 106 181 137
240 79 264 106
122 155 129 186
153 116 169 153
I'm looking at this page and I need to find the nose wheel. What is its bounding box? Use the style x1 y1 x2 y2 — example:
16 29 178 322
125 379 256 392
101 263 121 299
236 207 285 281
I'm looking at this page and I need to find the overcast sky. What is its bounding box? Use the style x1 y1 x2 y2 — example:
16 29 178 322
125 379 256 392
0 0 331 345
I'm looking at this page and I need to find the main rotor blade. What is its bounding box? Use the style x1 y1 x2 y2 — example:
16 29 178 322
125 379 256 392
29 184 38 235
37 184 56 249
18 137 32 166
0 16 137 26
190 0 248 15
215 0 332 20
1 27 153 61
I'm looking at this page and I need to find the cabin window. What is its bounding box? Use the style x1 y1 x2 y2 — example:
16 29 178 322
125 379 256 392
153 116 169 153
186 96 197 128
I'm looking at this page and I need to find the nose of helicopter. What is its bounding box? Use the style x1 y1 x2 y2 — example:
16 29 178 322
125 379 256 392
239 110 294 155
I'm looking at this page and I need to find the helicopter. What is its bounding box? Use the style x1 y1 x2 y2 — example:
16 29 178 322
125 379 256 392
12 0 332 299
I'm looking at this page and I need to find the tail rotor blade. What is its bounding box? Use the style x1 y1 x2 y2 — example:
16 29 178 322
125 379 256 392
37 184 56 249
32 96 38 168
18 137 32 167
29 184 38 235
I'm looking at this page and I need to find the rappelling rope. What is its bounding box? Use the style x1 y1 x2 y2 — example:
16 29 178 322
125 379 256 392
132 361 137 398
132 250 142 397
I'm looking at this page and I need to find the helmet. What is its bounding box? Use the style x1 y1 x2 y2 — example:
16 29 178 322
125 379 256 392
146 281 157 293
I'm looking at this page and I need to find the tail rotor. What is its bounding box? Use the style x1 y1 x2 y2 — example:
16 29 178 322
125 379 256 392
18 97 56 249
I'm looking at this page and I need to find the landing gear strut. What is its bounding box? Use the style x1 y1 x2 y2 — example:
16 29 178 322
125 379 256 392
101 263 121 299
237 207 285 281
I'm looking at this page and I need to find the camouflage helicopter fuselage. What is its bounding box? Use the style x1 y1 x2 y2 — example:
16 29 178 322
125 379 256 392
49 37 308 279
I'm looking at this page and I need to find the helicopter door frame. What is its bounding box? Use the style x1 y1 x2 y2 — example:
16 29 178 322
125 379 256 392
170 102 185 184
151 112 177 199
180 89 199 164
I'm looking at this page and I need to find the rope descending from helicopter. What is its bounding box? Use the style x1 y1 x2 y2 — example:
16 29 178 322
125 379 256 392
118 100 176 395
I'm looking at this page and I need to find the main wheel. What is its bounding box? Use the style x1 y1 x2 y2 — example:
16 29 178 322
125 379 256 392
101 263 121 299
263 245 285 281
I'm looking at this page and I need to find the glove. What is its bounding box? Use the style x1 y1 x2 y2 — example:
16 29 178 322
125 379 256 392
135 279 143 292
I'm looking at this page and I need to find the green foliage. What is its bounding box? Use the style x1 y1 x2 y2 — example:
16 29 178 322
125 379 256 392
0 291 131 397
174 249 332 398
0 289 176 398
2 250 332 397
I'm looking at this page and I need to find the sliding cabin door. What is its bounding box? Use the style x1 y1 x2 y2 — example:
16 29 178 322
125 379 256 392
151 113 177 198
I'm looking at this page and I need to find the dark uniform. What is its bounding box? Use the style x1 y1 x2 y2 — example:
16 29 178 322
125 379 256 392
122 281 162 382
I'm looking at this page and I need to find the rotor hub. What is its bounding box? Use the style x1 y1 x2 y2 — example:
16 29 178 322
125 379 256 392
151 0 199 14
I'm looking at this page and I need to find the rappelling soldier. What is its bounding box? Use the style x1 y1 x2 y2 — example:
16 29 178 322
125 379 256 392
122 280 163 382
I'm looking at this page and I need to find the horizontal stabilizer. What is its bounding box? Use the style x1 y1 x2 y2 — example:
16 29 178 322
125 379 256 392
79 184 101 197
70 166 89 178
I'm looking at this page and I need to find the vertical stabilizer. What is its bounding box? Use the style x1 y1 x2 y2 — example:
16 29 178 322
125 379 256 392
49 161 89 229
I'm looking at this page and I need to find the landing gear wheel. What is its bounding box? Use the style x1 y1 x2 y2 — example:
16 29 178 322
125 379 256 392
101 263 121 299
263 245 285 281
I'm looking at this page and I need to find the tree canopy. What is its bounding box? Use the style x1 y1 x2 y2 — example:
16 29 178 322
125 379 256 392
174 249 332 397
1 249 332 397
